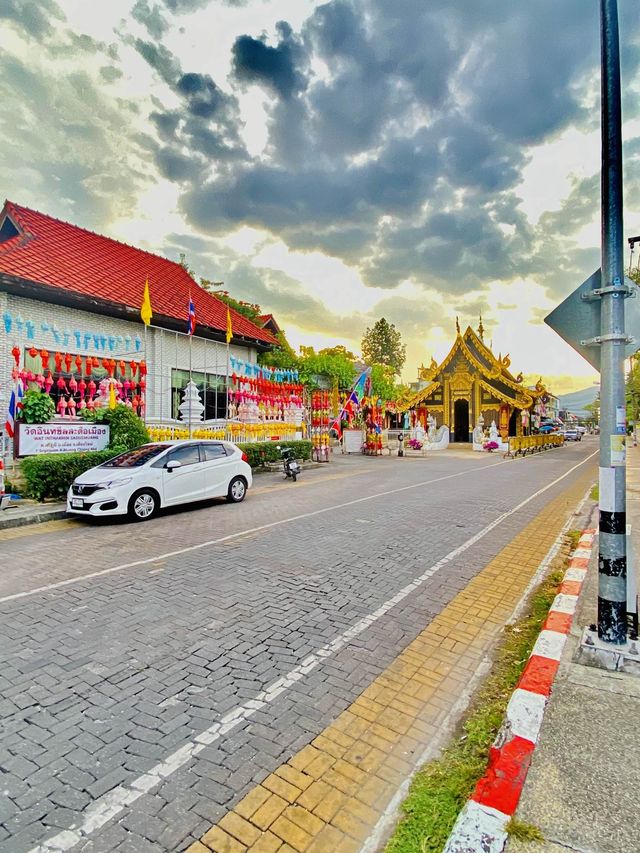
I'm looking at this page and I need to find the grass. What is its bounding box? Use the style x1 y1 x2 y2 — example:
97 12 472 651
384 533 580 853
506 817 544 842
590 484 599 502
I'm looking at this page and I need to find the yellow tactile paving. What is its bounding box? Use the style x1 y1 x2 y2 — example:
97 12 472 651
188 465 594 853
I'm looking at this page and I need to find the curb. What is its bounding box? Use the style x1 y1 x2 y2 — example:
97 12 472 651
443 527 596 853
0 506 68 531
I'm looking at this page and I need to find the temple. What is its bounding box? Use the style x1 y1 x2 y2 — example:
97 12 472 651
399 318 546 443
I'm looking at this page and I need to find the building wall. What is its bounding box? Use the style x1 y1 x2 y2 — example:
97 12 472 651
0 293 257 426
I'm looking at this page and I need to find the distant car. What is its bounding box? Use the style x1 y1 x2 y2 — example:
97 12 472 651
576 425 587 435
562 429 581 442
67 441 252 521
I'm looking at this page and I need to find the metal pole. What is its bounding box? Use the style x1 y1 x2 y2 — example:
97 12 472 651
598 0 627 644
188 333 193 439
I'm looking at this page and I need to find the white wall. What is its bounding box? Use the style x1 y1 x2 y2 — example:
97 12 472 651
0 293 257 424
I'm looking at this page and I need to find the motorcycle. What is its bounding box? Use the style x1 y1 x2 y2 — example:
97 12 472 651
278 445 301 482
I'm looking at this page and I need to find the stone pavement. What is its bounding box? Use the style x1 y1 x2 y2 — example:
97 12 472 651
184 466 595 853
0 441 596 852
506 444 640 853
0 499 67 530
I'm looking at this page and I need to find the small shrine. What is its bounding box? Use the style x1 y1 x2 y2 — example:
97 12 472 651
398 318 546 444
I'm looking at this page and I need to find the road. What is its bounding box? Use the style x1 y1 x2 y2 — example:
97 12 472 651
0 440 597 853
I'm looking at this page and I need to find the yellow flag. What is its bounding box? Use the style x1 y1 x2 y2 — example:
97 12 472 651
108 381 116 410
226 305 232 344
140 278 152 326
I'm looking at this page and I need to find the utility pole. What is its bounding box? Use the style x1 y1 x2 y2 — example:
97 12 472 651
597 0 627 644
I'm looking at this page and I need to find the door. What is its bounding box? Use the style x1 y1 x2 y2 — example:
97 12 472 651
160 443 205 505
454 399 469 442
201 442 234 497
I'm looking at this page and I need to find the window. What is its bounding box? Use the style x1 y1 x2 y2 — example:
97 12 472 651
162 443 201 467
101 445 166 468
0 216 19 243
202 443 228 461
171 369 227 421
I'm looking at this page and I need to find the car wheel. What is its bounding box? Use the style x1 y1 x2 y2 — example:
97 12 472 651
227 476 247 503
128 489 158 521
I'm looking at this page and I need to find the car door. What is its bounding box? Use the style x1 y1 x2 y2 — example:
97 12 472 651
201 442 235 497
159 443 206 506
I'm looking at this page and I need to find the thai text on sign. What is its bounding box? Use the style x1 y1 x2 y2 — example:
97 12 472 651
17 423 110 456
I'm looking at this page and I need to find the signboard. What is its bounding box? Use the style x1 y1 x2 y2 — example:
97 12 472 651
343 429 363 454
17 422 109 456
544 269 640 371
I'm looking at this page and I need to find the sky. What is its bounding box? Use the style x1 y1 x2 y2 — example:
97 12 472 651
1 0 639 396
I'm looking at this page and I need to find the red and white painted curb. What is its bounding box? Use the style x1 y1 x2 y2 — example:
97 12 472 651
443 528 596 853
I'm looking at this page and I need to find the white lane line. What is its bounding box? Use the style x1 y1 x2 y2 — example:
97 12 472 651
30 451 596 853
1 451 596 605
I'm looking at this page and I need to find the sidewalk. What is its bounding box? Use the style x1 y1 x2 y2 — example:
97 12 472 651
0 498 67 530
506 446 640 853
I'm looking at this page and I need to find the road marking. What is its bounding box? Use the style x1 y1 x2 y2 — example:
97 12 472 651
29 452 596 853
1 452 596 605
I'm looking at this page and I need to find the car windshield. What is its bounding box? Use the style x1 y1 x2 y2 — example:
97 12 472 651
100 445 167 468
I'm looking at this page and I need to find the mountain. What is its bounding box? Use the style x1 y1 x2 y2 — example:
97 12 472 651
558 386 599 417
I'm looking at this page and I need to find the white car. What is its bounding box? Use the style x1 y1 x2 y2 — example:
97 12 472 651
67 440 252 521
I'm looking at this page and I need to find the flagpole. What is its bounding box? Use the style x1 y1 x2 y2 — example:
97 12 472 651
188 331 193 439
143 323 148 425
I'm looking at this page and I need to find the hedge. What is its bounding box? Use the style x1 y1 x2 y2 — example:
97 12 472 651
21 448 124 501
20 440 313 501
237 440 312 470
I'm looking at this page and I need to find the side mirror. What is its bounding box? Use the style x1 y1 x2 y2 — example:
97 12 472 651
166 460 182 471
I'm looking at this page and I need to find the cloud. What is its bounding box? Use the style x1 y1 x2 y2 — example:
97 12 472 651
132 0 169 39
0 0 65 40
232 21 308 99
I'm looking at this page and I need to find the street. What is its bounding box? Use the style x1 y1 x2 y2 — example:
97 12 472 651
0 441 597 853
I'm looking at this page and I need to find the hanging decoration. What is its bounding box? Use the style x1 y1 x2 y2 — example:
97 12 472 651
228 356 299 383
311 391 331 462
1 310 144 355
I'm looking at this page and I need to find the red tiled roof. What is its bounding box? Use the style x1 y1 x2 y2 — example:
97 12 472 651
0 201 276 345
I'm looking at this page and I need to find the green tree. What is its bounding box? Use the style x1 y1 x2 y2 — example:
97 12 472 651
584 398 601 426
361 318 406 375
626 355 640 424
318 345 357 361
369 364 397 401
296 348 356 389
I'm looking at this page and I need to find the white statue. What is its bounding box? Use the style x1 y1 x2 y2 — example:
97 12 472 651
427 414 437 444
414 422 426 443
179 381 205 423
489 419 500 442
472 415 485 448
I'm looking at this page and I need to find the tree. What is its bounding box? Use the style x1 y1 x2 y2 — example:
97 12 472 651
296 347 356 389
369 364 397 401
361 318 406 375
318 345 357 361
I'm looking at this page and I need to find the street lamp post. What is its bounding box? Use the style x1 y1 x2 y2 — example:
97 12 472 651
597 0 627 644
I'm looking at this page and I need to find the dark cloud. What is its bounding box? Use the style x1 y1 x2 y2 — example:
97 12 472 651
0 0 65 40
232 21 307 99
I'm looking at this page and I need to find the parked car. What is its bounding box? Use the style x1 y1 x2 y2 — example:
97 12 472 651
67 441 252 521
576 425 587 435
562 428 581 442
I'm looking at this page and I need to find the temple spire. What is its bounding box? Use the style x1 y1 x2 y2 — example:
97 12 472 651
477 313 485 340
455 315 460 335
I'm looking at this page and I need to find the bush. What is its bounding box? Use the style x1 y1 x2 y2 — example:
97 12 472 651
21 448 125 501
21 390 55 424
237 440 312 469
81 405 149 450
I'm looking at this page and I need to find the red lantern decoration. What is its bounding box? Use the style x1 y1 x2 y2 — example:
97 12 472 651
40 349 50 370
87 380 96 398
11 345 20 366
78 379 86 397
28 347 38 359
64 353 72 373
54 352 63 372
44 372 53 394
109 359 116 377
75 355 83 375
139 360 147 377
130 360 138 377
119 359 126 377
56 377 67 392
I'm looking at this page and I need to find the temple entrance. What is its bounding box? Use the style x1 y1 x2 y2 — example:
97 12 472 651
454 399 470 442
509 408 518 436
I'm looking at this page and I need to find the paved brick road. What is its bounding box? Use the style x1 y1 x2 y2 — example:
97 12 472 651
0 442 596 852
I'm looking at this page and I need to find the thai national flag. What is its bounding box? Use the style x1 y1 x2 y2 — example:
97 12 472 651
5 379 24 438
187 297 196 336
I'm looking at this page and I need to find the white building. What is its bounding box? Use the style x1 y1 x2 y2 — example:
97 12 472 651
0 201 276 446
